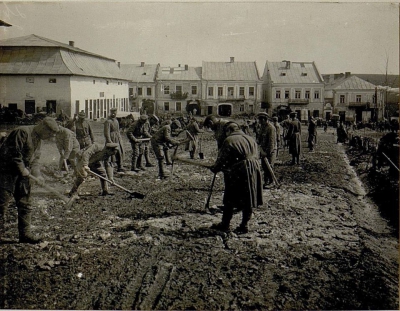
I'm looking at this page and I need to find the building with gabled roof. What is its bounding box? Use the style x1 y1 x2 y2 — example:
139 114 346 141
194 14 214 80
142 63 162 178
202 57 262 116
0 34 129 119
156 64 202 116
323 72 382 122
120 62 159 114
262 60 325 121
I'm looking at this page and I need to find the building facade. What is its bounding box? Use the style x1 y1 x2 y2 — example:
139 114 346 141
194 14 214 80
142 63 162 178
0 34 129 119
262 60 325 121
201 58 262 117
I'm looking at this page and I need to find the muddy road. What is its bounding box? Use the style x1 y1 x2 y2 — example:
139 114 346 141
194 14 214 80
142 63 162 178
0 122 398 310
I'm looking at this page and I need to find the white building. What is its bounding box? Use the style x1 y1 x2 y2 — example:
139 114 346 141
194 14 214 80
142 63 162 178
0 34 129 120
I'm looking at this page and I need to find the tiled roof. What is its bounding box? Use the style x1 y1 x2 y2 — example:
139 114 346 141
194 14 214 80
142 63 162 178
326 75 376 90
157 66 201 81
202 61 259 81
354 74 399 89
0 34 126 79
120 64 158 83
267 61 323 84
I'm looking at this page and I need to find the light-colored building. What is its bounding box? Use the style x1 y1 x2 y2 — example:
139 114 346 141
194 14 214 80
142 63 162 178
202 57 262 117
262 60 324 121
120 62 159 114
156 64 202 116
0 34 129 119
324 72 381 122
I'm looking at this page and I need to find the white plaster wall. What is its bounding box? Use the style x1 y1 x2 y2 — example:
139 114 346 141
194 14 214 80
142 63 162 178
0 75 71 113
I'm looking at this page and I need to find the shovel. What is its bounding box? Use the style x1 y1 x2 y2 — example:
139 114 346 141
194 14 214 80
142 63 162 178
205 172 217 209
87 170 145 199
199 134 204 159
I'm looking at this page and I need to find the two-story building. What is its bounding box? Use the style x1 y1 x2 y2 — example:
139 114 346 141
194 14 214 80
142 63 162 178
156 64 202 115
262 60 325 121
0 34 129 119
201 57 262 117
323 72 380 122
120 62 159 114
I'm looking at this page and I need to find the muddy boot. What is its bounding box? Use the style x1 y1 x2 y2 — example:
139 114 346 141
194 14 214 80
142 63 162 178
144 148 154 167
164 149 173 166
18 208 42 244
158 159 170 179
130 156 140 172
137 155 146 171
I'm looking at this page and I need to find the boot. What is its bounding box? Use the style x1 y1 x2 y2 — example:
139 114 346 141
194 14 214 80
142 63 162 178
144 150 154 167
18 208 42 244
130 156 140 172
137 155 146 171
100 180 114 196
158 159 170 179
164 149 173 165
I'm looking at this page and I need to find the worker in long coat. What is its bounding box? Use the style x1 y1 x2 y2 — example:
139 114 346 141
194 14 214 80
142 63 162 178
185 117 204 159
0 117 60 243
307 117 317 151
104 107 126 172
55 126 80 172
209 122 263 234
285 112 302 165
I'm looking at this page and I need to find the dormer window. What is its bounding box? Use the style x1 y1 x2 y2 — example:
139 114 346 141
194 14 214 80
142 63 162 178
301 73 308 76
281 72 286 76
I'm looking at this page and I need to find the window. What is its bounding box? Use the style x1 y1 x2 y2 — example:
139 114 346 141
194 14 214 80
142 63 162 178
228 87 234 96
340 95 345 103
147 87 152 96
281 72 286 76
314 91 320 99
191 85 197 95
305 91 310 99
49 78 57 83
138 88 143 96
218 87 223 96
295 90 301 99
164 102 170 111
164 85 170 95
176 85 182 93
275 90 281 99
100 92 104 97
239 87 245 96
285 90 290 99
106 81 109 85
356 95 362 103
249 87 255 96
26 77 34 83
301 73 308 76
240 105 245 112
176 102 182 111
208 87 214 97
93 80 96 84
129 88 134 97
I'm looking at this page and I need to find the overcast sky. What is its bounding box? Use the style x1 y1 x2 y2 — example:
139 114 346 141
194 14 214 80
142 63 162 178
1 1 398 75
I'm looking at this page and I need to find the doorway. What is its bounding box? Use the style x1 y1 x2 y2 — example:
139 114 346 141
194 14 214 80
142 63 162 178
25 100 36 114
218 104 232 117
46 100 56 114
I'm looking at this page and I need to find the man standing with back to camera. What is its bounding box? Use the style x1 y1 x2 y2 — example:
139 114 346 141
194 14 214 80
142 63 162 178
104 107 126 172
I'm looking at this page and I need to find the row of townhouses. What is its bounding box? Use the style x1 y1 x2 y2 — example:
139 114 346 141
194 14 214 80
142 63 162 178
0 34 397 122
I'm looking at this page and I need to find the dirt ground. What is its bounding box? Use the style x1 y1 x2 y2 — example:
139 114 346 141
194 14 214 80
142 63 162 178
0 121 398 310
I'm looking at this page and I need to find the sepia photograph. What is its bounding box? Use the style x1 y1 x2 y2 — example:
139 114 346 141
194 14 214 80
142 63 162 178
0 0 398 309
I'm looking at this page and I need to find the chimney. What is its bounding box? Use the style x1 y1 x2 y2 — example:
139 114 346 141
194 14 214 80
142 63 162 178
230 57 235 63
69 41 75 47
345 71 351 78
118 62 120 68
185 64 188 70
141 62 145 67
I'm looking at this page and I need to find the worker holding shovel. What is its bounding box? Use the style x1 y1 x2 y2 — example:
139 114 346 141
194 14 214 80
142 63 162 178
0 117 60 243
69 143 119 197
185 116 204 159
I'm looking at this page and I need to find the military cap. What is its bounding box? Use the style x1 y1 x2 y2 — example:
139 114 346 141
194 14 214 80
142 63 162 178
110 107 118 112
105 142 119 148
257 112 269 119
42 117 60 132
78 111 86 117
140 115 148 121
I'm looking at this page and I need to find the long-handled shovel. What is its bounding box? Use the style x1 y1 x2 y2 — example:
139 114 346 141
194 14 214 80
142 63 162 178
198 134 204 159
87 170 145 199
262 157 281 188
28 174 77 208
205 172 217 209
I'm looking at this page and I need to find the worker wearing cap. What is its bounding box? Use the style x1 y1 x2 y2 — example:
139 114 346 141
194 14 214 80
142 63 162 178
185 117 204 159
209 122 263 234
55 126 80 172
272 116 283 156
0 117 60 243
73 111 95 149
126 115 153 172
285 112 302 165
69 143 118 197
257 112 277 188
104 107 126 172
308 116 317 151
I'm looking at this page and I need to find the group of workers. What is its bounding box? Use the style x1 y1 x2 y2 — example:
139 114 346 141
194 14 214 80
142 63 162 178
0 107 306 243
